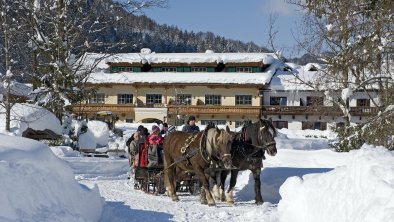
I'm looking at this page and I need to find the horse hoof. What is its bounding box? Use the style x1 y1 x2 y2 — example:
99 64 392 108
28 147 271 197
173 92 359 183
201 200 208 205
208 202 216 207
227 201 234 205
255 201 264 205
172 197 179 202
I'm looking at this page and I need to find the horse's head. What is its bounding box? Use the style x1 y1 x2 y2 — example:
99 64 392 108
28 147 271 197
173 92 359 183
243 119 277 156
208 126 234 169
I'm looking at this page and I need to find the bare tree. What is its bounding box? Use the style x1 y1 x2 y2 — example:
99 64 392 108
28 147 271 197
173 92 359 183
25 0 167 118
270 0 394 150
0 0 31 131
274 0 393 126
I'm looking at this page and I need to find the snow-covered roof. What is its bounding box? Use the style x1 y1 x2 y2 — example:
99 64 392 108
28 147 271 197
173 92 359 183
0 103 62 136
270 61 394 91
0 81 32 97
269 63 320 90
81 51 278 70
87 71 275 85
85 52 286 85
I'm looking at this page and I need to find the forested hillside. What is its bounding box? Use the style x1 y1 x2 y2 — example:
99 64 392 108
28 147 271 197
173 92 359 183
83 1 269 53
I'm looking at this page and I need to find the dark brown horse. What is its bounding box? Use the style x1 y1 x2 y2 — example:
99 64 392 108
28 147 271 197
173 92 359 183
163 126 234 206
212 119 277 205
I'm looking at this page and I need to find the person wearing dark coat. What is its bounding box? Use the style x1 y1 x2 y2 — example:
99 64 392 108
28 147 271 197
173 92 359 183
182 115 200 134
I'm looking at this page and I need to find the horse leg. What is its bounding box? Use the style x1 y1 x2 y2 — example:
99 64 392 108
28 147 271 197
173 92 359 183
196 168 215 206
200 186 207 205
219 170 227 202
211 172 221 200
225 170 238 205
163 156 178 202
252 168 264 205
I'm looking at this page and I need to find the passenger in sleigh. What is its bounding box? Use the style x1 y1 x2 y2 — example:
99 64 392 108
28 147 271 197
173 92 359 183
134 126 149 168
146 125 164 168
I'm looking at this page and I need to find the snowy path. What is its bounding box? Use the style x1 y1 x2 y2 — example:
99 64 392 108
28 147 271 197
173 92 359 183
73 149 349 222
81 178 277 222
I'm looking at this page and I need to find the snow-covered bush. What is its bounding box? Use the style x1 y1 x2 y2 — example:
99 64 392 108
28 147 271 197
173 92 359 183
61 114 87 149
333 106 394 151
78 120 110 150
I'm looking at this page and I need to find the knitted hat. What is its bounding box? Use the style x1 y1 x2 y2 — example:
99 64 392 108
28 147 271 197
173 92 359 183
188 115 196 121
152 125 160 133
187 115 196 124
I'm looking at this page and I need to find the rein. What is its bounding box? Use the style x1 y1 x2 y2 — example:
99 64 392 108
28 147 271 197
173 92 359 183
244 141 276 150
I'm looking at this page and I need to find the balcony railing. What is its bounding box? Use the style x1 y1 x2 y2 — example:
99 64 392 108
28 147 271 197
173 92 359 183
350 107 379 116
72 104 135 114
262 105 342 116
262 105 379 116
168 105 261 116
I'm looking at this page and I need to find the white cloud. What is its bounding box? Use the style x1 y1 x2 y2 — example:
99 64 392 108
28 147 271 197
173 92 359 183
263 0 297 16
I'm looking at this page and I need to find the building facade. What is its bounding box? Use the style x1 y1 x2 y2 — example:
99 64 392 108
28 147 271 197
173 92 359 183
72 50 378 130
72 50 278 128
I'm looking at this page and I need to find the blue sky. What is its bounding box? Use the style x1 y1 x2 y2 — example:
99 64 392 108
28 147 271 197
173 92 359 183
144 0 305 57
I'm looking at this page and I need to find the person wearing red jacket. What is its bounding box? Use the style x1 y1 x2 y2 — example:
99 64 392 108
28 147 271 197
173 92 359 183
146 125 164 167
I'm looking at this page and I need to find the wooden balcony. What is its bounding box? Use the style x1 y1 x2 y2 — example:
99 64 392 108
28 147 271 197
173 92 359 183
262 105 343 116
262 105 379 116
350 107 379 116
72 104 135 114
167 105 261 116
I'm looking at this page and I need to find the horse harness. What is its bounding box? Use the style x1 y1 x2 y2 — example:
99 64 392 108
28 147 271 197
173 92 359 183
241 124 276 150
169 129 223 169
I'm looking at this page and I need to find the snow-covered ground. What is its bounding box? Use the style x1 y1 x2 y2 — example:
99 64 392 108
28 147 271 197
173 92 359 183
1 128 394 222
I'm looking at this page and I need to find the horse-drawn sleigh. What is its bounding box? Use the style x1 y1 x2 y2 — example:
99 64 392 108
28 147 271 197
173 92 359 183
131 119 277 206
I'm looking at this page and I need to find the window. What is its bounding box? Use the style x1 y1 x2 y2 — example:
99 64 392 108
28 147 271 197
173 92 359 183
236 67 252 73
205 94 221 105
236 95 252 105
125 119 133 123
119 67 133 72
146 94 162 106
161 67 176 72
176 94 192 105
270 97 287 106
191 67 207 72
302 121 327 130
235 121 244 128
201 120 226 125
306 96 324 106
89 93 105 104
117 94 133 104
273 121 288 129
357 99 370 107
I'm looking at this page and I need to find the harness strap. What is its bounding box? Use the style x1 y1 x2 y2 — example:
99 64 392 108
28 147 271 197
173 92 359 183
158 148 199 176
245 141 276 150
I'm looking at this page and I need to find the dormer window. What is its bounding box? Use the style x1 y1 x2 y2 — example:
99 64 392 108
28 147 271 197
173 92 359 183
356 99 370 107
270 97 287 106
191 67 207 72
236 67 252 73
306 96 324 106
161 67 176 72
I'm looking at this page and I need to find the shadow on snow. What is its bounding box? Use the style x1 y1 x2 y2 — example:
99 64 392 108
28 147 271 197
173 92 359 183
235 167 333 204
99 201 173 222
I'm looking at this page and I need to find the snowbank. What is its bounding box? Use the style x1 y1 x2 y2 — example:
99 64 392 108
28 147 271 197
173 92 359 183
278 144 394 222
0 134 103 221
0 103 61 136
